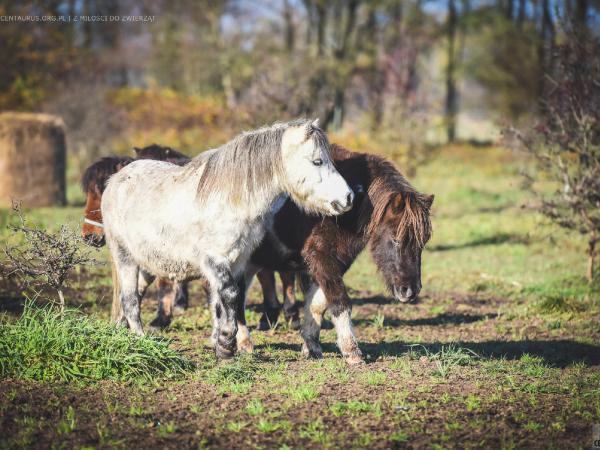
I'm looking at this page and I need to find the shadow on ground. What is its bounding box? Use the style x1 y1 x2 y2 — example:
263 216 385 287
266 339 599 368
353 312 497 327
361 339 600 367
428 232 530 252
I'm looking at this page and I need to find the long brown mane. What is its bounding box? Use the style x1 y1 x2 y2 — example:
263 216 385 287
355 150 433 249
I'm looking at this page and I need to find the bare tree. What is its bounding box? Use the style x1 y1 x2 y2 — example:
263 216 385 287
445 0 458 143
2 202 99 312
505 36 600 282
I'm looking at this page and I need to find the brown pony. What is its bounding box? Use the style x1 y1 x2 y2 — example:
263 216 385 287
248 143 434 363
81 145 192 327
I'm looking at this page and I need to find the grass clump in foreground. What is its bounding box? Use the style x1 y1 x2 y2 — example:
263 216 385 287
0 303 194 383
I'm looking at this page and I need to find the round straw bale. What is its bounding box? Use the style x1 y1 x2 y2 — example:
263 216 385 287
0 112 67 207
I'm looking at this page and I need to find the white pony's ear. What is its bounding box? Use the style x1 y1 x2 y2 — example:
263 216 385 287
302 118 319 140
285 121 314 145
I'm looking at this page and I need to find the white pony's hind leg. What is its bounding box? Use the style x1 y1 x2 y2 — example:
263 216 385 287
202 258 241 359
114 251 144 336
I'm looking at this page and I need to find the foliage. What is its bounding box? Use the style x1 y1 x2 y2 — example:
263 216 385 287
505 35 600 282
0 302 194 383
466 13 540 120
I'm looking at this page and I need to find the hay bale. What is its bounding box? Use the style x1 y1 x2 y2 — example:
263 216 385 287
0 112 67 207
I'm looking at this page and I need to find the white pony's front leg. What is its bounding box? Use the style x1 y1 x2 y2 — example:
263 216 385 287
202 257 242 359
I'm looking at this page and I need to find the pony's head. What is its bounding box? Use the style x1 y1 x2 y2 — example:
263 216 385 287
362 173 434 303
134 144 190 165
281 119 354 215
81 156 133 247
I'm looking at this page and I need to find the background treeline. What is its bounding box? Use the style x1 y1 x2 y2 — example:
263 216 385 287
1 0 597 163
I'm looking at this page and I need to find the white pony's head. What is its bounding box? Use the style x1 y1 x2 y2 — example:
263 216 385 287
281 119 354 215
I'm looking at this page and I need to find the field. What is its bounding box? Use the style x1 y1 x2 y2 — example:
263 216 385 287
1 145 599 449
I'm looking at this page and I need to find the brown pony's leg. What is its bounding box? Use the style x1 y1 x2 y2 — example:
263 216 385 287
303 257 364 365
280 272 300 330
256 270 282 331
173 281 189 313
150 279 175 329
300 283 326 359
235 279 253 354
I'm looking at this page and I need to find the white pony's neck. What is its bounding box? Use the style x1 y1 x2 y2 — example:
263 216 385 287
235 176 286 219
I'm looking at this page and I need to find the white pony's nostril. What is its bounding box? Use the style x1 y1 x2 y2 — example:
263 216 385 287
346 191 354 207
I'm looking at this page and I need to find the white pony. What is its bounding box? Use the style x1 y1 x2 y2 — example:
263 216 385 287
101 119 353 358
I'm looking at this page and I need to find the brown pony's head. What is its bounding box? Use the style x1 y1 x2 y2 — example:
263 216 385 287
133 144 191 166
81 156 134 247
361 162 434 303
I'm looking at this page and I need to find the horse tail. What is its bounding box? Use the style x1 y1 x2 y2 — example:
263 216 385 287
110 254 123 324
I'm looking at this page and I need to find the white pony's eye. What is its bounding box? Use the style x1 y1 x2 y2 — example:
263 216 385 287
312 159 323 166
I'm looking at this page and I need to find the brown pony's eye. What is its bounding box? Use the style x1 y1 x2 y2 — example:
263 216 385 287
312 159 323 166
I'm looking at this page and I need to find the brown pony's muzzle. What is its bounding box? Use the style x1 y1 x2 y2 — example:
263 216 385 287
393 285 419 303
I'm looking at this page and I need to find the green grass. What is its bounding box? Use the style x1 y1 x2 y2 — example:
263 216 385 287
0 303 193 382
345 146 595 298
246 399 265 416
0 144 598 449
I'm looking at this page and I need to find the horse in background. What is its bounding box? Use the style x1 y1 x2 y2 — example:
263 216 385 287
246 143 434 364
101 119 354 358
81 146 193 327
133 144 191 165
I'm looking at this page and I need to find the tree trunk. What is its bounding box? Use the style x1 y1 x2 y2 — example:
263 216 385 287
588 239 596 283
445 0 458 143
316 2 326 57
536 0 555 114
517 0 526 26
575 0 589 29
302 0 314 45
283 0 295 52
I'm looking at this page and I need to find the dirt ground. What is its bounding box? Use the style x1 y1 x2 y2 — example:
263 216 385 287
1 275 598 449
1 146 599 448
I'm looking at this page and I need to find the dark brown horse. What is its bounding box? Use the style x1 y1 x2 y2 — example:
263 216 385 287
81 145 192 327
247 143 434 363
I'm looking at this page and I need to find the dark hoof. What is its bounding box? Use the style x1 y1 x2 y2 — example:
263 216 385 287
215 343 236 359
149 315 171 330
215 345 236 359
257 314 278 331
301 342 323 359
287 316 301 330
215 333 237 359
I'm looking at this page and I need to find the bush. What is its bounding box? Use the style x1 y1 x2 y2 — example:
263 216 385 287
0 303 194 383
